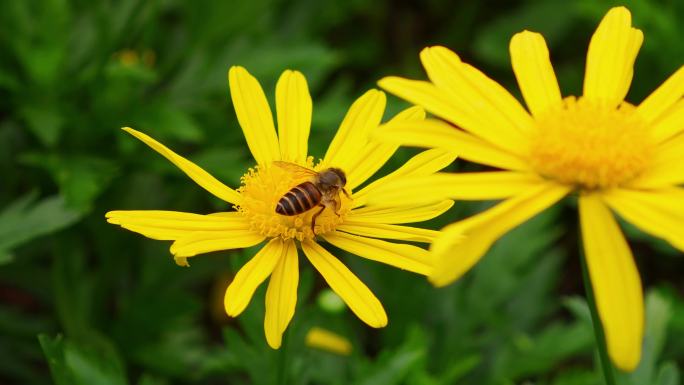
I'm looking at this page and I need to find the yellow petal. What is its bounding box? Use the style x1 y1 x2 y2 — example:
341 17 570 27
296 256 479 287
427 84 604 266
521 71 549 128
386 105 426 122
509 31 562 117
429 182 569 287
301 241 387 327
345 142 397 191
105 210 249 240
352 148 457 206
322 231 433 275
373 119 529 171
419 46 534 150
305 327 352 355
264 240 299 349
378 76 470 131
224 238 283 317
349 200 454 224
579 193 644 372
276 70 312 164
228 66 281 165
379 75 531 158
346 106 425 190
637 65 684 124
583 7 643 107
653 132 684 164
323 89 386 170
121 127 242 204
170 231 265 257
629 134 684 188
632 162 684 189
603 188 684 251
336 221 440 243
352 149 456 208
365 171 543 206
650 99 684 143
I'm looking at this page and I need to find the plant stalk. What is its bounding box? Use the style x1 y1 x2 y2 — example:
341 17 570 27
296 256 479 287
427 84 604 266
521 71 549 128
276 329 289 385
579 233 617 385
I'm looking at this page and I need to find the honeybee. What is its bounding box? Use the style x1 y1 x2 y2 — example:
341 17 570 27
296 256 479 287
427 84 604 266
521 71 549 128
273 161 350 232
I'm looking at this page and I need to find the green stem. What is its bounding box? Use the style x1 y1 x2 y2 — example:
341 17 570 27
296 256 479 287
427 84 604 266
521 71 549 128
579 234 617 385
276 330 289 385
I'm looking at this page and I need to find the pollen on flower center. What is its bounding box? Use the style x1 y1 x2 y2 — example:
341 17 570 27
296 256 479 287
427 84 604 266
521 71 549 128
236 158 352 241
528 96 653 190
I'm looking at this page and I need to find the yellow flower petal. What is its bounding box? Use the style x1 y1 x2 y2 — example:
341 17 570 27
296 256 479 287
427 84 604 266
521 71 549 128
650 99 684 143
337 221 440 243
228 66 281 165
509 31 562 117
373 119 529 171
105 210 248 240
170 231 265 258
378 76 470 130
637 65 684 124
583 7 643 107
224 238 283 317
387 105 426 122
579 193 644 372
632 162 684 189
352 149 456 207
629 134 684 188
352 148 457 206
379 75 531 158
366 171 543 206
301 241 387 327
348 200 454 224
346 106 425 190
322 231 433 275
603 188 684 251
276 70 312 164
305 327 352 355
345 142 397 191
429 182 569 287
323 89 386 170
419 46 534 150
264 240 299 349
121 127 242 204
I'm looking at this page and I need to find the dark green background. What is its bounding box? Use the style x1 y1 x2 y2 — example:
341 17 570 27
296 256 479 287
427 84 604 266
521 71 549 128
1 0 682 384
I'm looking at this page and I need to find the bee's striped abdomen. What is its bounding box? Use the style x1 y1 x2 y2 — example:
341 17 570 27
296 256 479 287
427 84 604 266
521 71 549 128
276 182 322 216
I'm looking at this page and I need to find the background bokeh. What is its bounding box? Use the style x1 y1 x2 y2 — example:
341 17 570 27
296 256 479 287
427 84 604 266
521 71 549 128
1 0 683 384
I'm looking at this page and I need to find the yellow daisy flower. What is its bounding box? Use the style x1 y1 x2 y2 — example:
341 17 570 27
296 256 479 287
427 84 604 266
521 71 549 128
305 327 353 355
106 66 454 349
375 7 684 371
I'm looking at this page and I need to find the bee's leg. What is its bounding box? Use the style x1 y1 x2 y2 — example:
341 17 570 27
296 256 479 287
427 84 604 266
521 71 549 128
333 196 342 217
310 204 326 234
342 188 351 198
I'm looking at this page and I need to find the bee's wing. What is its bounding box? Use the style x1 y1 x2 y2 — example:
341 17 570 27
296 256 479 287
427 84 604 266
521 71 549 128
272 161 318 179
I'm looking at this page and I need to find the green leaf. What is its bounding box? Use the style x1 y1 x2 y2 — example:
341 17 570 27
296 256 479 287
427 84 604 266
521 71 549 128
19 104 64 147
551 368 599 385
132 102 204 144
355 326 426 385
617 290 673 385
0 193 81 259
39 334 129 385
472 0 578 68
38 334 76 385
20 153 119 212
655 362 680 385
497 321 593 380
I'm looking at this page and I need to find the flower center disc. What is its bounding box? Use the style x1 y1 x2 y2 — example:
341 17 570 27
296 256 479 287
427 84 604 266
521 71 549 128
236 158 352 241
529 96 653 190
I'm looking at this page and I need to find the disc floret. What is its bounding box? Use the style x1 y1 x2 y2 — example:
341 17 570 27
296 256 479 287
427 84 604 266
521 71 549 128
236 158 351 240
529 97 653 190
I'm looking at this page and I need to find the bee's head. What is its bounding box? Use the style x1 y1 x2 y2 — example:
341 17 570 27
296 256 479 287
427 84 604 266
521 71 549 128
319 168 346 190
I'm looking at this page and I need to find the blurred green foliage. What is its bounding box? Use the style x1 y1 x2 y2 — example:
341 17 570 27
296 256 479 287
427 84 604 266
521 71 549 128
1 0 683 384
